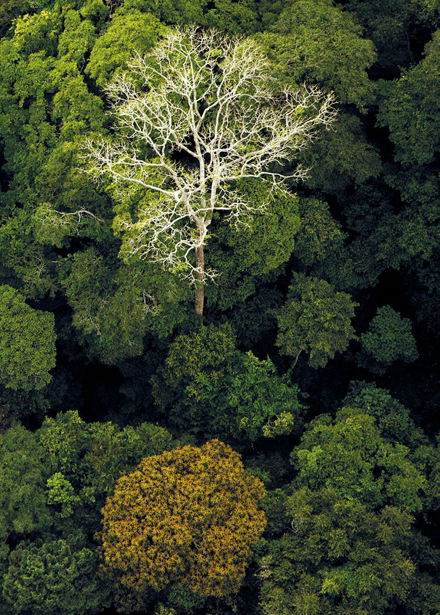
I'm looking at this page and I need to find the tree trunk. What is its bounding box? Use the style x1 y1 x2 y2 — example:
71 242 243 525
292 350 301 369
195 243 204 318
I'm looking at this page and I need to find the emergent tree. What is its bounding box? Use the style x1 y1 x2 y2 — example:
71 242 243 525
83 27 335 316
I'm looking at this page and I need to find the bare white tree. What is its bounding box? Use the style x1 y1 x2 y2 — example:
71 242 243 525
83 27 336 317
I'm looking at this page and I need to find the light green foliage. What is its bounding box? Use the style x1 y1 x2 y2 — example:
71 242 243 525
50 74 104 142
377 31 440 165
0 7 105 196
83 419 175 497
152 324 302 442
38 410 175 530
0 211 59 300
0 0 60 36
0 16 59 211
260 392 437 615
0 425 50 537
115 0 260 33
115 0 205 26
46 472 81 518
85 10 164 86
152 324 236 412
38 410 89 477
0 285 56 391
0 0 33 36
359 305 418 370
0 3 108 299
258 488 440 615
292 407 427 512
226 353 300 441
0 411 174 569
154 606 177 615
2 539 108 615
276 273 357 368
39 410 174 476
0 415 177 614
258 0 377 109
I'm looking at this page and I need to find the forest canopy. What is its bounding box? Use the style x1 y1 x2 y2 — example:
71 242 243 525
0 1 440 614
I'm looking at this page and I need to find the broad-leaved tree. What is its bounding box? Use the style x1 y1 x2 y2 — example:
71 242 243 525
99 440 266 610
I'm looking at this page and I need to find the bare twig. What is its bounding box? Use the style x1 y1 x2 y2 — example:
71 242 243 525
82 27 336 314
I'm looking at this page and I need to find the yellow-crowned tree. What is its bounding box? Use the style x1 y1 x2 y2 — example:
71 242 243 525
99 440 266 610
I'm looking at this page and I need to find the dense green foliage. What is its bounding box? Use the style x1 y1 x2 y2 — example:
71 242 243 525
0 285 56 391
3 540 105 615
358 305 419 371
275 273 357 368
0 0 440 613
152 324 302 442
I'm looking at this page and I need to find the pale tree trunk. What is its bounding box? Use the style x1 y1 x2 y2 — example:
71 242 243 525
195 243 204 318
194 216 206 318
293 350 301 369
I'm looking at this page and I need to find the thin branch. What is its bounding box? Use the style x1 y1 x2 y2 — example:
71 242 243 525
81 27 336 282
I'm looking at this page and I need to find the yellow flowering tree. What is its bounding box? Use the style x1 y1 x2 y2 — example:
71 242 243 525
99 440 266 609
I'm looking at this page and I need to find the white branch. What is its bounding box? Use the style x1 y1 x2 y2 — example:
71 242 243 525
81 27 336 281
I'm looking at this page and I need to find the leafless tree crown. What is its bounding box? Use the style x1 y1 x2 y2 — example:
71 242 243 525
83 27 336 281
